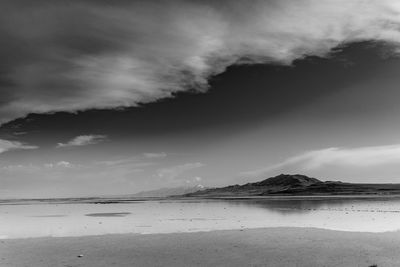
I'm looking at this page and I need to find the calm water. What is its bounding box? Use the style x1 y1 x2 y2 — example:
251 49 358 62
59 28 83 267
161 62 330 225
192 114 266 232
1 197 400 239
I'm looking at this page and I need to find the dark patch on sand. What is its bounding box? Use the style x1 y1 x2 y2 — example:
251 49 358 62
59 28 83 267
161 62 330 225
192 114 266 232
30 215 67 218
85 212 131 217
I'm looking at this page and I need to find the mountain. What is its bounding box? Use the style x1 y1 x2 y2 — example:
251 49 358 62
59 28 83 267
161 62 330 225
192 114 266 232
130 185 207 198
183 174 400 197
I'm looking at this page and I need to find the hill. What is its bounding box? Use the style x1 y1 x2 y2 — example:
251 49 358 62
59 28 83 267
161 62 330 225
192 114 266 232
183 174 400 197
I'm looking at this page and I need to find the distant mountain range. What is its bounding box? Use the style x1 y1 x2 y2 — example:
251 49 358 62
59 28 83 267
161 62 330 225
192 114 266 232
182 174 400 197
130 185 207 198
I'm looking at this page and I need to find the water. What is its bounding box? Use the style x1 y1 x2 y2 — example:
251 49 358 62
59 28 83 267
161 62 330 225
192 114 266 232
1 197 400 239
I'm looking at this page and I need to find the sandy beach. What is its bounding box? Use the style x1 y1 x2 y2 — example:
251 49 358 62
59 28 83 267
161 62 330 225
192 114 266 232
1 227 399 267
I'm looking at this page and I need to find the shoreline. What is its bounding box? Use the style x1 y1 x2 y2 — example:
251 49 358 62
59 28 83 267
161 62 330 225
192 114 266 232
3 193 400 206
2 227 400 266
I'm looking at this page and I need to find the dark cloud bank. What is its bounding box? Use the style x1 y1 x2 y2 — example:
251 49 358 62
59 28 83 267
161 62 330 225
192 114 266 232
1 41 394 141
1 0 400 123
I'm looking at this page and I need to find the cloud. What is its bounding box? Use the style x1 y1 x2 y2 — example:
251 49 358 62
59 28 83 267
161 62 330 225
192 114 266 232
44 161 75 168
0 0 400 122
55 161 72 168
157 162 204 181
57 135 107 148
2 160 74 173
0 139 38 154
143 152 167 159
13 132 28 136
242 143 400 176
96 158 155 168
2 164 41 173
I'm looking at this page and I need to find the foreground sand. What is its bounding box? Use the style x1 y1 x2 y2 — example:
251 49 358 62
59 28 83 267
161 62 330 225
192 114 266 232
1 227 399 267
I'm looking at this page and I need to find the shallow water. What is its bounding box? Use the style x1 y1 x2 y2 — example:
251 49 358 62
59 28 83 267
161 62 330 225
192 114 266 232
1 197 400 239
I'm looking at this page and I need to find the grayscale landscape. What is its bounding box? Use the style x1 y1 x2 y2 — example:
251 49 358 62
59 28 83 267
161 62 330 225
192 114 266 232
2 0 400 266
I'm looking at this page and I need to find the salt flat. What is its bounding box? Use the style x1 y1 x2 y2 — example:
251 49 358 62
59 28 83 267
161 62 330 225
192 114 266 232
1 227 396 267
3 197 400 239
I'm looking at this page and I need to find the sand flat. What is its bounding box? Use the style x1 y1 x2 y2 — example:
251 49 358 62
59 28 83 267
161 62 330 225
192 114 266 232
1 227 400 267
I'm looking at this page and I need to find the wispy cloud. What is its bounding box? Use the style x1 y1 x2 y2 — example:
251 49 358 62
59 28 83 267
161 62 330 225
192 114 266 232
3 160 75 173
1 1 400 122
144 152 167 159
0 139 37 154
96 158 155 168
242 144 400 176
57 135 107 148
12 132 28 136
55 161 73 168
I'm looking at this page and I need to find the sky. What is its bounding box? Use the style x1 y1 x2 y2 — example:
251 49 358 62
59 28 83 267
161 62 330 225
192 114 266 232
2 1 400 198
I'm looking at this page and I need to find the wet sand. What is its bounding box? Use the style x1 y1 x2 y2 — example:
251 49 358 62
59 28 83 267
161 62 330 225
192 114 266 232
1 227 399 267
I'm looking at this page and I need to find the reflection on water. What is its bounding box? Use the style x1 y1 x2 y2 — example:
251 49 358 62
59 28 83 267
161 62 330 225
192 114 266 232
1 197 400 239
226 198 400 214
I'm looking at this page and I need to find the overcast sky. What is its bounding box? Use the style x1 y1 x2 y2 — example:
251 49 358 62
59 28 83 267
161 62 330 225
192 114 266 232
2 0 400 198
